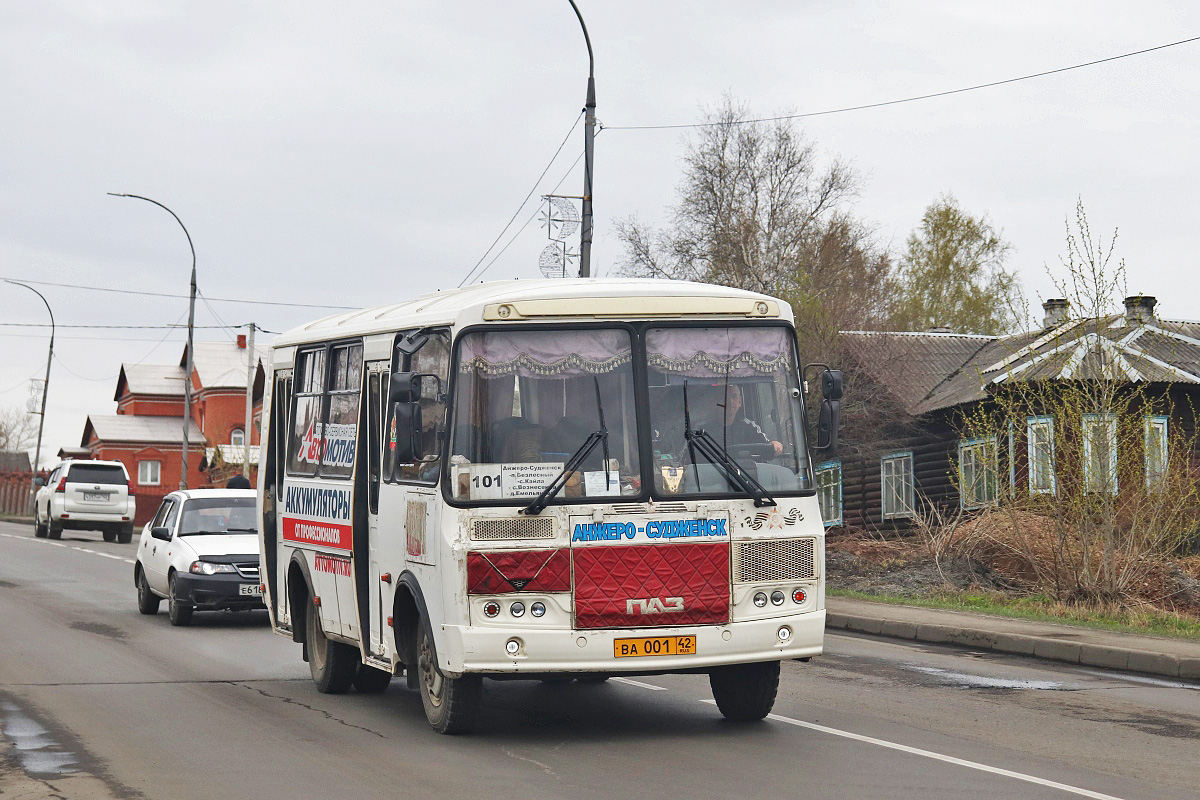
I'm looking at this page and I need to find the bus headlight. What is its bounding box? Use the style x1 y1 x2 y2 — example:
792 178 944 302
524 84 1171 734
510 601 526 617
530 601 546 617
770 591 785 606
482 601 500 618
753 592 768 607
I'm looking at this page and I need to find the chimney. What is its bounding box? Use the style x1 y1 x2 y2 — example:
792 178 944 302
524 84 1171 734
237 334 247 349
1123 295 1157 326
1042 298 1069 328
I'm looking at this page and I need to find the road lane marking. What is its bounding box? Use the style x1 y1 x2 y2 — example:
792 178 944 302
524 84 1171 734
1 532 136 564
611 677 669 691
699 701 1125 800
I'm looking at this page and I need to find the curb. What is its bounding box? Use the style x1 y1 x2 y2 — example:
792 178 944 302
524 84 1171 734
826 612 1200 681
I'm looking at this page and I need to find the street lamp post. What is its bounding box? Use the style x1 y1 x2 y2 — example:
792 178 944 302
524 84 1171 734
567 0 595 278
108 193 197 489
4 280 53 509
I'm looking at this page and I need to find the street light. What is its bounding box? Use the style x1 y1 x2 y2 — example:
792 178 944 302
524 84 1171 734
108 193 197 489
567 0 596 278
4 280 53 508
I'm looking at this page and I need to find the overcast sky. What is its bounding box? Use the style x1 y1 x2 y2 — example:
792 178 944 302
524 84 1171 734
3 1 1198 468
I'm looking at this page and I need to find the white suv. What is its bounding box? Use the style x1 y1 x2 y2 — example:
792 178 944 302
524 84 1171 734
34 460 136 543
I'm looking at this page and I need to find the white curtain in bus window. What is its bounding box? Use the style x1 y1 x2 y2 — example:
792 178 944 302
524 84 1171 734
322 343 363 478
451 329 638 501
288 348 325 475
645 326 808 495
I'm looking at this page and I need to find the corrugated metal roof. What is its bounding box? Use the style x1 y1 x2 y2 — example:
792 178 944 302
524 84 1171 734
844 314 1200 416
116 364 186 399
182 341 268 390
84 414 203 445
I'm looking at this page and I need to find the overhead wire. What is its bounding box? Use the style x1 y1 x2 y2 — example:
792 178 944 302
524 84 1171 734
0 276 358 310
457 111 584 287
603 34 1200 131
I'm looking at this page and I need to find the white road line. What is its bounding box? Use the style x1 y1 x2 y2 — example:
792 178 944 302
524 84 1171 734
611 677 669 691
1 532 136 564
700 701 1124 800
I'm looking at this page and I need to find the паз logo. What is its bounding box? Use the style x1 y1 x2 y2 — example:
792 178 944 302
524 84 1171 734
626 596 685 614
743 507 802 530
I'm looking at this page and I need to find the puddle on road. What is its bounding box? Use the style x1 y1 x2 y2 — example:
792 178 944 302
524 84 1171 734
904 664 1070 691
0 700 79 776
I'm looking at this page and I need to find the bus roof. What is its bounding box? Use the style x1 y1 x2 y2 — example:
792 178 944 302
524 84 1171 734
271 278 793 348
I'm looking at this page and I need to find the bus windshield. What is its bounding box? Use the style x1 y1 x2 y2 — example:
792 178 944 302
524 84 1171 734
448 327 641 503
646 325 811 496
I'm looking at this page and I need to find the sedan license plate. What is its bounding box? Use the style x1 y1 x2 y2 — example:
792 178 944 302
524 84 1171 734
83 492 109 501
613 635 696 658
239 584 262 597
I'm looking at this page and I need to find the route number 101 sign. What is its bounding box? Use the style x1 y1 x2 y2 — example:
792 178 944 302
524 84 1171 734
460 463 564 500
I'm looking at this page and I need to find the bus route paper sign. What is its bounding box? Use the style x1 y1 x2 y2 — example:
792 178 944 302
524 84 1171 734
460 463 563 500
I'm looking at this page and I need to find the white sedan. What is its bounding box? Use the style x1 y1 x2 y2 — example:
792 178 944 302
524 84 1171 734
134 489 264 626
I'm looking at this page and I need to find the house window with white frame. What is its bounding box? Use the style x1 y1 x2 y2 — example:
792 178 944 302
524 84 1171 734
816 460 843 527
881 452 914 520
230 428 245 448
138 460 161 486
1145 415 1168 489
1027 416 1056 495
1082 413 1118 493
958 437 999 509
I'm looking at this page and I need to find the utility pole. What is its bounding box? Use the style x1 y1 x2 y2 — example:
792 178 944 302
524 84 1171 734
5 281 53 510
568 0 595 278
108 193 197 489
243 323 256 480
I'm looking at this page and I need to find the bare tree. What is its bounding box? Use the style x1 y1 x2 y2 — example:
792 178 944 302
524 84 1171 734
616 96 893 335
0 405 37 453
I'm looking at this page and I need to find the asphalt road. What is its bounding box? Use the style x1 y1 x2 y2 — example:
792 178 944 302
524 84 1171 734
1 519 1197 800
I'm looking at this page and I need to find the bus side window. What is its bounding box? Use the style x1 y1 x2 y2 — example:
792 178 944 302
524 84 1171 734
390 331 450 484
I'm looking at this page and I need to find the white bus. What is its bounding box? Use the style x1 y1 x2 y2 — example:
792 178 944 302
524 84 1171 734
258 278 841 733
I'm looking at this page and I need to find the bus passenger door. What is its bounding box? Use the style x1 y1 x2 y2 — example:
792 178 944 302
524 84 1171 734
364 365 389 658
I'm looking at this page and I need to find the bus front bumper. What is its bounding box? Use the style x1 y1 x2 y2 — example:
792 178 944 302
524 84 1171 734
436 609 825 675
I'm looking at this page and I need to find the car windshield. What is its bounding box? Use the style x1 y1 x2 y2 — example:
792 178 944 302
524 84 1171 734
178 497 258 535
448 328 641 504
646 325 811 496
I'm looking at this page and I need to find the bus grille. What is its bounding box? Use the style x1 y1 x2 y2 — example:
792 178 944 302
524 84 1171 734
734 538 817 582
472 517 555 541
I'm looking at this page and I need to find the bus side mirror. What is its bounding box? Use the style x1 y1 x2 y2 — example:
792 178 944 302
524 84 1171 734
390 400 424 464
814 369 842 456
390 372 420 403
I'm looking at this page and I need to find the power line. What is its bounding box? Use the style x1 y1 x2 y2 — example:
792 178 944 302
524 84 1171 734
0 276 359 309
0 323 240 330
457 111 584 287
470 150 586 283
604 34 1200 131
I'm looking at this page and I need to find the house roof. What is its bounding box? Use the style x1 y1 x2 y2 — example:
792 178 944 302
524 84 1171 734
83 414 203 446
181 341 268 390
843 315 1200 416
115 363 186 400
0 451 32 472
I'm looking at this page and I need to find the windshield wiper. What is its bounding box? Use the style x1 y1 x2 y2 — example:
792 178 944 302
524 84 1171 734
683 384 775 507
224 528 258 534
523 378 610 516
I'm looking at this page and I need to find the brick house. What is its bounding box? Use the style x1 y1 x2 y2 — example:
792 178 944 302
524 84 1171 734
80 337 265 524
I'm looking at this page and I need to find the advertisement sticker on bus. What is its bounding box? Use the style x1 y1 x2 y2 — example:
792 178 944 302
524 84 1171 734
282 483 353 551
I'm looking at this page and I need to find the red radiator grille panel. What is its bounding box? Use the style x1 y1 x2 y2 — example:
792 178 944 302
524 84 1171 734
467 549 570 594
572 542 730 629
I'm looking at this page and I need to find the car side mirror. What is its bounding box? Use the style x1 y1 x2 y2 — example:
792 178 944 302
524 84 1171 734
150 526 172 541
33 476 45 487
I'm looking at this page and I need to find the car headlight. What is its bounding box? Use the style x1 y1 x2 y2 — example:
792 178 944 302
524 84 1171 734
190 561 237 575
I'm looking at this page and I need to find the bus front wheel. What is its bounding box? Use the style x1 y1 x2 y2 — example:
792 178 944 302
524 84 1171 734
307 599 357 693
417 624 481 734
709 660 780 722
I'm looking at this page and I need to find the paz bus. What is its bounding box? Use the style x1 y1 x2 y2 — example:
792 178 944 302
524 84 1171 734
258 278 841 733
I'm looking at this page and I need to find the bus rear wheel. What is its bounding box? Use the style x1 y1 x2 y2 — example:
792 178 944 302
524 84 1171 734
417 624 481 734
306 599 357 694
709 660 780 722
